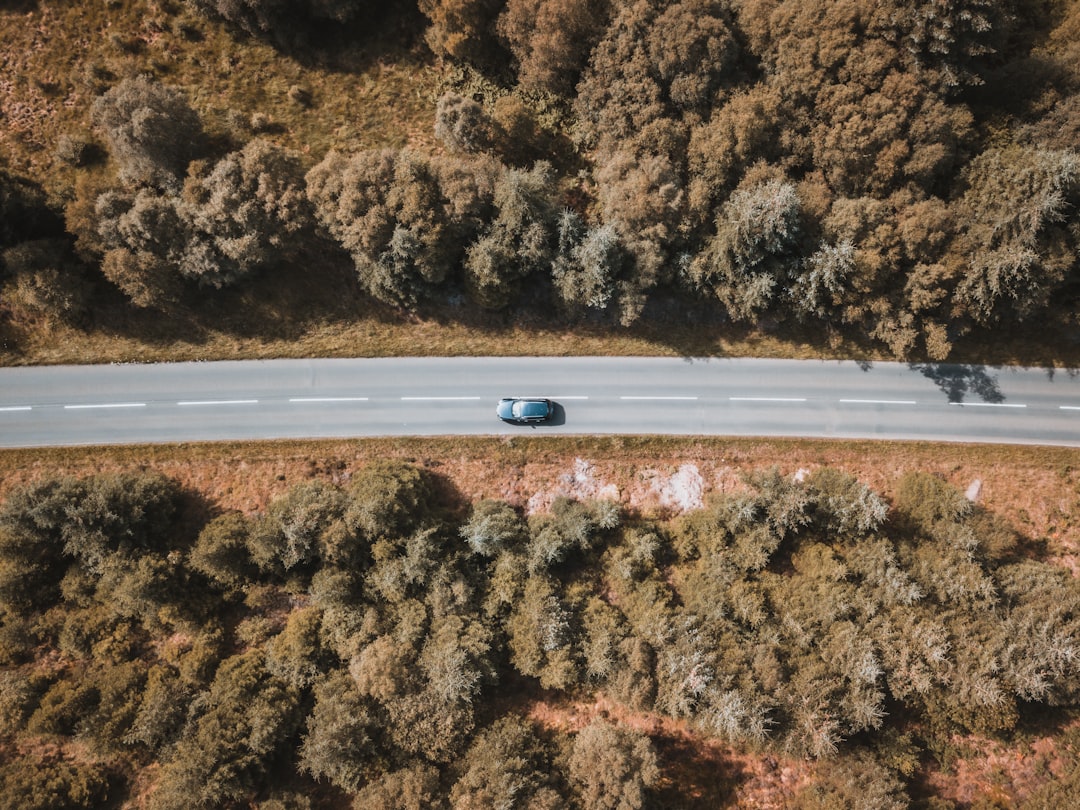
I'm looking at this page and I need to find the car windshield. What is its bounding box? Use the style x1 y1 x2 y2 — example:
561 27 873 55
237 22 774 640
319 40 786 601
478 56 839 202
514 400 547 418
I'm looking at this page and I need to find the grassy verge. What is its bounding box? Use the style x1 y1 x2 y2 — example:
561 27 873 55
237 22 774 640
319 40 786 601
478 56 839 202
3 435 1078 564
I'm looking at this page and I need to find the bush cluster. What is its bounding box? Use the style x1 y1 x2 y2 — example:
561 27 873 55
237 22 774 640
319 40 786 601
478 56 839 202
1 463 1078 807
3 0 1079 356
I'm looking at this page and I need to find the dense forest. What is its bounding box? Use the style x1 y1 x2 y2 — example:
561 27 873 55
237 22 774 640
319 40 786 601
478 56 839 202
2 0 1080 360
0 461 1078 808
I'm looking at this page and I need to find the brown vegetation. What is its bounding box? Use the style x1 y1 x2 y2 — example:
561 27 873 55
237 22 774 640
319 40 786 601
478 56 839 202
1 441 1078 808
3 0 1080 364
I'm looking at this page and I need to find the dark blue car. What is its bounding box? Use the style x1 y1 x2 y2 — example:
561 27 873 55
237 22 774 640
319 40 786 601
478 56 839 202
497 397 553 424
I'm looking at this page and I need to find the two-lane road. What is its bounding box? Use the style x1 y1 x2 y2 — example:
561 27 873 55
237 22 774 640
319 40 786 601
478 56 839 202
1 357 1079 448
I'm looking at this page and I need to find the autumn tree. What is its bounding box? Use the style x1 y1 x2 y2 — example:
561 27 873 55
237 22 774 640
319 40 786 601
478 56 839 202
507 574 579 689
464 161 556 308
352 765 446 810
307 149 455 307
460 498 527 557
449 714 563 808
568 719 659 810
868 0 1007 92
689 170 803 321
189 511 257 592
687 86 782 221
298 671 379 793
345 459 435 541
953 145 1080 323
247 480 345 577
574 0 740 154
91 77 204 188
497 0 610 94
435 92 491 153
551 211 624 314
180 139 313 287
150 650 302 810
418 0 506 64
1 239 91 322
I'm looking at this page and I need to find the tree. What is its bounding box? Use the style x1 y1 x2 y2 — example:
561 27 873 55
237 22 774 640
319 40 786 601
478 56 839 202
573 0 739 153
953 145 1080 323
266 605 331 689
91 77 203 188
306 149 454 307
527 497 620 574
449 714 561 809
791 750 909 810
687 86 782 220
247 480 345 576
645 0 740 111
418 0 505 64
0 756 109 810
805 468 889 539
507 574 579 689
180 139 313 288
688 171 803 321
189 511 257 591
352 765 446 810
497 0 609 94
298 671 379 793
435 92 491 153
464 161 556 308
551 211 624 313
568 719 659 810
460 499 527 557
99 248 182 309
345 459 435 540
1 239 91 322
150 650 302 810
592 151 683 323
868 0 1006 92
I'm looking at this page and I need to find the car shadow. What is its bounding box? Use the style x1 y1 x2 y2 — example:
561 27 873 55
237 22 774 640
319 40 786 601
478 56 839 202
545 401 567 426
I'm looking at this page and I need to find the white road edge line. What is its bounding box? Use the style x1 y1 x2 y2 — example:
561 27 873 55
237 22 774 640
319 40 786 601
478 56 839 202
289 397 370 403
401 396 482 401
620 396 698 400
730 397 807 402
64 402 146 410
177 400 259 406
0 406 32 412
839 399 917 405
948 402 1026 408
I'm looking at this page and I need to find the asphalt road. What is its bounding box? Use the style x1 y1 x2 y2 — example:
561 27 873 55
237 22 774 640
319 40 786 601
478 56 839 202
1 357 1079 448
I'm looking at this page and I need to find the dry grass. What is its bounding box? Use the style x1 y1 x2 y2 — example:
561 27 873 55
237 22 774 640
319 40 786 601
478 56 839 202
0 1 438 192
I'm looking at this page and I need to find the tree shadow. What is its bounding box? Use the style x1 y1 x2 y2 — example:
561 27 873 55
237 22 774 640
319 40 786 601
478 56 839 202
908 363 1004 403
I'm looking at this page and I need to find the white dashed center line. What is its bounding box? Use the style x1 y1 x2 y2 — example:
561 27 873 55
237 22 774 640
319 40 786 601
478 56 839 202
289 397 370 403
620 396 698 400
948 402 1026 408
400 396 482 401
64 402 146 410
839 399 917 405
178 400 259 406
0 406 32 412
729 397 807 402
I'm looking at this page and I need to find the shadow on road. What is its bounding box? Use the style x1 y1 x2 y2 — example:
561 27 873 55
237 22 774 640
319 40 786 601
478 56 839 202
909 363 1004 403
